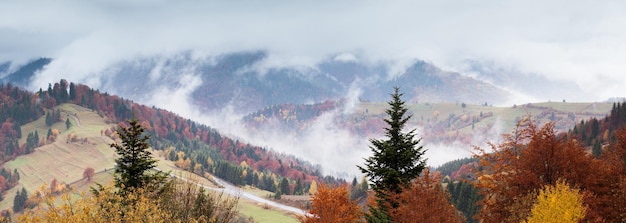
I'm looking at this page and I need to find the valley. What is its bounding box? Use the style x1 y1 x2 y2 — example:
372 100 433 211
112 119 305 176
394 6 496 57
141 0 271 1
0 94 614 221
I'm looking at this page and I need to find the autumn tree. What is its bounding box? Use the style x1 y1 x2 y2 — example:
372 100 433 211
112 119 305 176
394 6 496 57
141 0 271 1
309 180 318 195
525 180 585 223
358 87 426 222
473 118 598 222
50 179 58 194
83 167 95 181
21 176 240 223
596 128 626 221
112 119 167 191
300 184 362 223
389 169 463 223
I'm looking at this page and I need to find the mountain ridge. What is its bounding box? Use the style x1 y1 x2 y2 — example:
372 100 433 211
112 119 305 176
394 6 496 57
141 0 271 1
3 52 512 114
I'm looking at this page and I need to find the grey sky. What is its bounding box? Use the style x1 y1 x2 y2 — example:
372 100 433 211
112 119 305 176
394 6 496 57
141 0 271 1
1 0 625 99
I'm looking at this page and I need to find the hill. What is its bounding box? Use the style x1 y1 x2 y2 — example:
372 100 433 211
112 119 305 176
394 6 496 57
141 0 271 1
244 100 613 147
0 80 349 220
0 103 116 212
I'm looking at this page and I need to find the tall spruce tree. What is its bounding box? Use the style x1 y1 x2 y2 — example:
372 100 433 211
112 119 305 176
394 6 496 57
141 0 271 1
358 87 427 222
112 119 166 191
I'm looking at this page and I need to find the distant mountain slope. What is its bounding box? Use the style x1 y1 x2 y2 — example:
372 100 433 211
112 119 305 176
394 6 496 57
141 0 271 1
244 100 613 146
465 61 593 102
0 58 51 87
6 52 512 113
0 62 9 74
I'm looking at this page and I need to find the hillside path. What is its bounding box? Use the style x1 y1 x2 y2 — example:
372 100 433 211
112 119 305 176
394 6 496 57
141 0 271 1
67 114 84 129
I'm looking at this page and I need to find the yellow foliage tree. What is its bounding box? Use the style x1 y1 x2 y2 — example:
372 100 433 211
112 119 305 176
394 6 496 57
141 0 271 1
20 177 240 223
526 180 586 223
19 185 170 223
309 180 318 195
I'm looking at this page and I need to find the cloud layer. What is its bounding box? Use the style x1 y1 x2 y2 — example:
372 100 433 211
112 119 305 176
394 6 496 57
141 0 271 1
0 0 624 100
1 0 625 176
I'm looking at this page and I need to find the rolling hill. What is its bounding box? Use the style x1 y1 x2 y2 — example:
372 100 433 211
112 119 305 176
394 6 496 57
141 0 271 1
243 100 613 146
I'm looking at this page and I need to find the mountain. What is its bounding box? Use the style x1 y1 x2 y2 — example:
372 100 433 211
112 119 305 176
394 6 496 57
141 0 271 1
3 52 512 113
0 58 51 87
464 60 594 102
0 62 9 74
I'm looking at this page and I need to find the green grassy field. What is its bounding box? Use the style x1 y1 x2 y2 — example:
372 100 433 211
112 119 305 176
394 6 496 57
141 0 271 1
238 200 299 223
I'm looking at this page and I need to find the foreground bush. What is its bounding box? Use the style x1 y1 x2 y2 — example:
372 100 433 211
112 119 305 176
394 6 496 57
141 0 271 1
18 178 239 223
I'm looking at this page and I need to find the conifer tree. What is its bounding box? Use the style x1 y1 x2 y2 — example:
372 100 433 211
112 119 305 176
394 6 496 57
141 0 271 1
280 178 290 195
358 87 427 222
112 119 166 191
65 118 72 130
294 178 304 195
13 187 28 213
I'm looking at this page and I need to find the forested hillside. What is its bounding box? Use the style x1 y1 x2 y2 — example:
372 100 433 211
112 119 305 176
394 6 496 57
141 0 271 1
69 80 346 193
441 104 626 222
0 83 46 197
568 101 626 157
0 80 343 206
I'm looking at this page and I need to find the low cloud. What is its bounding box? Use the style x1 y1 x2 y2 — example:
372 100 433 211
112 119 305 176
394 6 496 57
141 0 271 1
1 0 624 178
0 1 621 100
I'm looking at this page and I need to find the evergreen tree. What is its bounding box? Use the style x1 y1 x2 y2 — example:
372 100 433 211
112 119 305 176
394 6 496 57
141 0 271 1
280 177 290 195
13 188 27 213
12 122 21 139
112 119 166 191
45 112 52 126
592 140 602 158
358 87 427 222
69 82 76 101
65 118 72 130
294 178 303 195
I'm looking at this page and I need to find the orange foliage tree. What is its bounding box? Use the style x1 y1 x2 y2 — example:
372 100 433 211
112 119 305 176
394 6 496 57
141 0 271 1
300 183 362 223
388 169 463 223
473 118 601 222
83 167 95 181
596 128 626 222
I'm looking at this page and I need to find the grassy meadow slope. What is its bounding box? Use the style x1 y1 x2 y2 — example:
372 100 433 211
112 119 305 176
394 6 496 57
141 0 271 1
0 103 117 211
353 101 612 137
0 103 299 222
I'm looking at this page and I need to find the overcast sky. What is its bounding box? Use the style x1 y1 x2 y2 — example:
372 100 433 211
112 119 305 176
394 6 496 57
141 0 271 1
1 0 625 99
3 0 626 176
